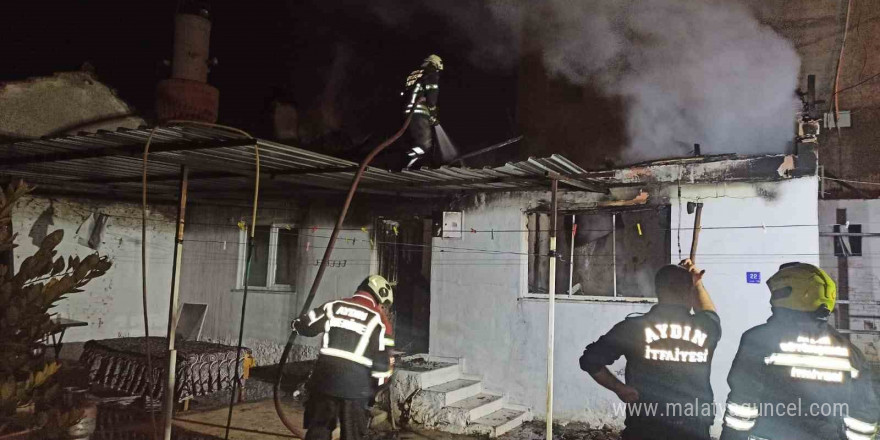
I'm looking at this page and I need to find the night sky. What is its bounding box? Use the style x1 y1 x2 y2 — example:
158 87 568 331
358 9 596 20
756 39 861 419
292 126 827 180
4 0 518 159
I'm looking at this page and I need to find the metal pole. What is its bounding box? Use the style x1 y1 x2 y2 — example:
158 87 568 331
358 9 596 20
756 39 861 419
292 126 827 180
163 166 188 440
612 214 617 298
545 179 558 440
569 215 575 297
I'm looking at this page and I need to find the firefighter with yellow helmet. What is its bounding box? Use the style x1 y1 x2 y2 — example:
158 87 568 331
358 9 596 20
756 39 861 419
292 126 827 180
401 54 442 169
720 263 880 440
292 275 395 440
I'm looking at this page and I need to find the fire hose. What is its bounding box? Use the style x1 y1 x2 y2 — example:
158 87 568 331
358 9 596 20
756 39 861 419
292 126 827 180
273 114 413 438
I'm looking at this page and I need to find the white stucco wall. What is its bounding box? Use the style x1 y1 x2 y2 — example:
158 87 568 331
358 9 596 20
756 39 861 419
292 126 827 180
430 177 819 431
818 199 880 362
12 196 175 344
11 196 374 365
179 203 373 365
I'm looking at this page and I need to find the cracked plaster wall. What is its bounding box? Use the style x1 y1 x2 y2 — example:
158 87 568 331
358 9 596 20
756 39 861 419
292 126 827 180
177 202 374 366
12 196 176 343
430 177 819 436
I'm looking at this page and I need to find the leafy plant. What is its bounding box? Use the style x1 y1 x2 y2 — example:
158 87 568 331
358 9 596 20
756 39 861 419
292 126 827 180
0 181 112 438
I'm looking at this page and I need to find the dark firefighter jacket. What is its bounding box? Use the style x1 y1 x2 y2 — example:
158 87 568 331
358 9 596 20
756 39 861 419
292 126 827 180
580 304 722 432
720 308 879 440
403 64 439 124
294 292 394 399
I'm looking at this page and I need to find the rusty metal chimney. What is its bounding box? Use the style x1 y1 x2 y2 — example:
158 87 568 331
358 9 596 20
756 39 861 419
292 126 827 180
156 3 219 123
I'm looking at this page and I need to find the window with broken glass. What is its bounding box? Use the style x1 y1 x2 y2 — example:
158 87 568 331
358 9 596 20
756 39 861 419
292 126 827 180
237 224 298 291
527 207 671 299
833 223 862 257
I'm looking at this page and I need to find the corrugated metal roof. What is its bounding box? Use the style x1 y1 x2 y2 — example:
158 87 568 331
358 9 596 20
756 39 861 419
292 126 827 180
0 125 604 200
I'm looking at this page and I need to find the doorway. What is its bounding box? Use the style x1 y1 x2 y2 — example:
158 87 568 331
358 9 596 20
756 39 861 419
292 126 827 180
375 217 431 354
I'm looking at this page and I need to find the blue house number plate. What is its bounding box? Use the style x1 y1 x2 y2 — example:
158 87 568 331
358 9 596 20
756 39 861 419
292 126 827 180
746 272 761 284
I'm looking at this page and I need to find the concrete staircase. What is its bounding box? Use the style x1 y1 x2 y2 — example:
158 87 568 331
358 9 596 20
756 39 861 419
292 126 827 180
392 355 532 437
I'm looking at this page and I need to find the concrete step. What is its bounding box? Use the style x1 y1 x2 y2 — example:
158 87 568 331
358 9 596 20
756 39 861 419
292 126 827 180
470 407 533 438
445 392 505 422
418 362 462 389
423 377 482 406
369 407 388 426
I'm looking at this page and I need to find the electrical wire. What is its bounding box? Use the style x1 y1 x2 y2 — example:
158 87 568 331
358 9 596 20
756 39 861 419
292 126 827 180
160 121 263 440
141 127 159 440
138 120 260 440
853 0 869 81
823 176 880 187
833 0 854 134
832 71 880 98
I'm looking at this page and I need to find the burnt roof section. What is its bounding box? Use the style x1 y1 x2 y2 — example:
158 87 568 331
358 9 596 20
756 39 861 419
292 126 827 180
0 125 816 202
0 125 607 201
581 144 817 187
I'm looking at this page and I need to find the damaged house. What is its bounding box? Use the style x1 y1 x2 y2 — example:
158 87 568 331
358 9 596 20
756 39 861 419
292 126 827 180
0 70 821 435
3 0 878 438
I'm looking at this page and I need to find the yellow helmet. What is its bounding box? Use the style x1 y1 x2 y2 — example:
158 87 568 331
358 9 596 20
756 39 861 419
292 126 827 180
423 54 443 71
767 263 836 313
359 275 393 305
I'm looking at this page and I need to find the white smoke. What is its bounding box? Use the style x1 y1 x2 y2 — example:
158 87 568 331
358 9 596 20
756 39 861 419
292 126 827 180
371 0 801 162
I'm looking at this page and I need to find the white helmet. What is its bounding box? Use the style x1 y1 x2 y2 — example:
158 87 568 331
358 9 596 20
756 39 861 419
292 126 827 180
423 54 443 71
359 275 393 305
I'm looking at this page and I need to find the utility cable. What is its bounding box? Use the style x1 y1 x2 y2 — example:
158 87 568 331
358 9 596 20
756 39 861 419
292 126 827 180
159 121 263 440
833 0 854 132
142 120 259 440
832 71 880 98
142 127 159 440
823 176 880 187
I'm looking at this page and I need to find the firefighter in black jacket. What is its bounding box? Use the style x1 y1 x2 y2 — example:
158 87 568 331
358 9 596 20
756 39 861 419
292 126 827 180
402 54 442 169
580 260 721 440
292 275 395 440
720 263 880 440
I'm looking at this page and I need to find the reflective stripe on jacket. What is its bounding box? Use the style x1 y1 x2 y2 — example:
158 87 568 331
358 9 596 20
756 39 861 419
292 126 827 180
720 309 880 440
295 292 393 398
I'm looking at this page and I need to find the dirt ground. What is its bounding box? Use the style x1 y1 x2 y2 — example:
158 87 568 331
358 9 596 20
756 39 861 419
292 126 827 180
365 421 619 440
84 359 622 440
501 422 620 440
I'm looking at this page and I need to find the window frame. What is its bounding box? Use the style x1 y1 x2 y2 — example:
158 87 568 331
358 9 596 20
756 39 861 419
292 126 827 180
833 223 862 257
235 223 296 292
525 208 668 303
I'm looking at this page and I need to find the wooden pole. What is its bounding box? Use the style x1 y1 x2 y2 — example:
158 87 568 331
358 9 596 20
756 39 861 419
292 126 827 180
545 179 558 440
689 203 704 263
163 166 188 440
612 214 617 297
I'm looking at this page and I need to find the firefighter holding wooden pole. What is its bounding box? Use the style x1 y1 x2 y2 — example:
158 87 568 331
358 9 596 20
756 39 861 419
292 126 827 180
579 260 720 440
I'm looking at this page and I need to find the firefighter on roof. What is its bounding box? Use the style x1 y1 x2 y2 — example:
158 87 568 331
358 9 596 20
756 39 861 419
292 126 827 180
720 263 880 440
401 54 442 169
580 260 721 440
292 275 395 440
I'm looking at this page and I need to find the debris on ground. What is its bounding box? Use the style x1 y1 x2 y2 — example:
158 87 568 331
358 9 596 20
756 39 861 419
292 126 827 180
504 421 620 440
396 357 454 372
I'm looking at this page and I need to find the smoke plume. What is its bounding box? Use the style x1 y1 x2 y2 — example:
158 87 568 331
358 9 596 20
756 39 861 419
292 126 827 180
373 0 801 162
